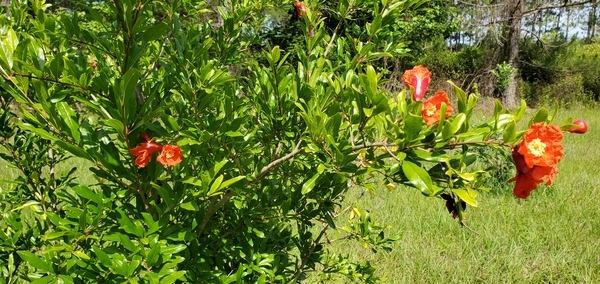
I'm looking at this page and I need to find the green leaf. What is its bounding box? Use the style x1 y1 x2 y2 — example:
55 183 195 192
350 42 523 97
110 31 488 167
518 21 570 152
56 101 80 143
104 119 125 136
452 188 478 207
514 99 527 121
160 271 186 284
180 201 199 211
503 121 516 144
162 244 186 255
442 113 466 139
402 160 435 196
301 172 320 195
409 149 445 163
404 113 423 142
56 102 81 143
42 231 66 241
72 185 102 205
271 46 281 63
208 175 224 196
143 22 168 42
58 275 75 284
92 246 113 268
55 140 93 160
211 160 228 177
218 176 246 191
48 91 69 103
450 80 467 113
17 251 54 272
437 102 447 134
530 107 549 125
119 68 140 123
146 243 161 267
99 141 122 169
256 274 266 284
30 276 53 284
117 209 144 238
17 123 58 141
12 200 41 211
73 251 90 260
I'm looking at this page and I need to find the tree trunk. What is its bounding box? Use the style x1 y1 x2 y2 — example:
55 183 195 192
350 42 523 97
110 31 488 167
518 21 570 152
1 0 10 18
588 0 598 42
502 0 523 109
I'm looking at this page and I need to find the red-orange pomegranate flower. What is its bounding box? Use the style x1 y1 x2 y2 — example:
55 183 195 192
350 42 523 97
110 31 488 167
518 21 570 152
421 91 453 126
294 1 307 17
130 133 163 168
402 65 431 101
517 122 563 168
510 144 560 199
157 145 183 167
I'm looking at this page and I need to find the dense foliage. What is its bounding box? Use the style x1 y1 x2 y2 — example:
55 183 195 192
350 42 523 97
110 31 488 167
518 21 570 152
0 0 583 283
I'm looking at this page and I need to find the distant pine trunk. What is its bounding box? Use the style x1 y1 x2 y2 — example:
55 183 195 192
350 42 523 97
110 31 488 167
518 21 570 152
502 0 523 109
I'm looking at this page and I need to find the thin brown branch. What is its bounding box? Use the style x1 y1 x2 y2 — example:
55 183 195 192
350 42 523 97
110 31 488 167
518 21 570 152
351 141 389 151
253 141 304 181
14 73 89 90
290 223 329 282
523 0 594 16
196 190 235 237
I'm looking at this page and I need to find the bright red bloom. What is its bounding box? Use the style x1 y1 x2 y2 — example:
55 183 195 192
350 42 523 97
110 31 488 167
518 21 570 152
402 65 431 101
517 122 563 168
421 91 453 126
130 133 162 168
511 173 540 199
294 2 307 17
509 147 559 199
157 145 183 167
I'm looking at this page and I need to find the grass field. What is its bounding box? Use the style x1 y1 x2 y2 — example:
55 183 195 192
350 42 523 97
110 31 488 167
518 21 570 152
1 105 599 283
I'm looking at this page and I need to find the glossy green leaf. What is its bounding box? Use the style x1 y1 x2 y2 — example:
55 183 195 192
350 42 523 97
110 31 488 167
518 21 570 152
143 22 168 42
180 201 199 211
208 175 224 196
160 271 186 284
503 121 516 144
514 99 527 121
56 101 80 143
442 113 466 139
146 243 161 267
271 46 280 63
56 140 93 160
451 80 467 113
120 68 140 122
104 119 125 135
301 172 320 195
452 188 478 207
402 160 435 196
404 113 423 143
73 251 91 260
17 123 57 141
72 185 102 205
530 107 549 124
117 208 144 238
17 251 54 272
92 246 113 268
218 176 246 191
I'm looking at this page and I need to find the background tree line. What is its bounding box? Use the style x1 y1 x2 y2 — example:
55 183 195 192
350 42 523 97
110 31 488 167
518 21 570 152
2 0 598 105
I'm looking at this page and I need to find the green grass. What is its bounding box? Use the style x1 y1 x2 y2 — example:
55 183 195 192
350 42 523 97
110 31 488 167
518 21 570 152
322 106 600 283
2 105 599 283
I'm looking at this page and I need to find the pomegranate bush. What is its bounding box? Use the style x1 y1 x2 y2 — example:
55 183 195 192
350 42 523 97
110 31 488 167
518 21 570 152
0 0 585 282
